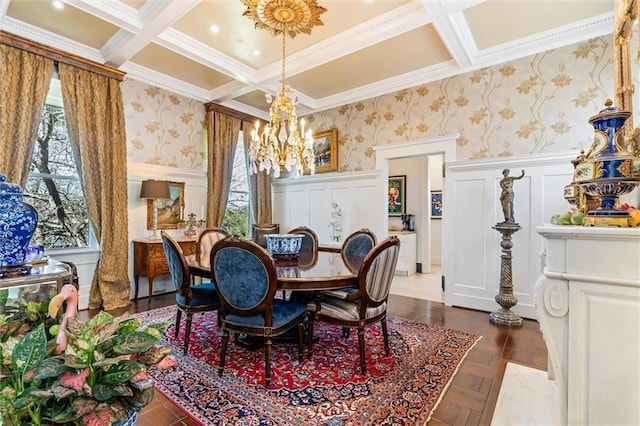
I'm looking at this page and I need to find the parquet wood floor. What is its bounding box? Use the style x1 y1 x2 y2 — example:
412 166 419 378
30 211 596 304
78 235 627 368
81 293 547 425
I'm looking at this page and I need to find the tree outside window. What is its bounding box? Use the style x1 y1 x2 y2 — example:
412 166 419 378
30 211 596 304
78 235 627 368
222 135 251 236
23 80 91 250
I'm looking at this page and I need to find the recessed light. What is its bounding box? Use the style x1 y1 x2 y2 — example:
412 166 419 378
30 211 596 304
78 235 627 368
210 25 219 34
253 50 260 56
52 0 64 10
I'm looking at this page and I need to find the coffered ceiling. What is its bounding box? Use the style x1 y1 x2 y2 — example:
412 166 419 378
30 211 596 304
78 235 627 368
0 0 615 120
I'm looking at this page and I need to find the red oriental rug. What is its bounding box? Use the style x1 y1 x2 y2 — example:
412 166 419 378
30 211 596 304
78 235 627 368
140 305 480 425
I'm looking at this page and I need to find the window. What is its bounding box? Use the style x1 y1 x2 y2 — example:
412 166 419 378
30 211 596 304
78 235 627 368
222 133 251 236
23 78 92 250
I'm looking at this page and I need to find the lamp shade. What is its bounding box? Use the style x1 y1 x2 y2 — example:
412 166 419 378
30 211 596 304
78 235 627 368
139 180 170 200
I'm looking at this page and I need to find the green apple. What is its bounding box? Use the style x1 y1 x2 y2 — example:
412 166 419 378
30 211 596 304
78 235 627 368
558 213 572 225
571 210 585 225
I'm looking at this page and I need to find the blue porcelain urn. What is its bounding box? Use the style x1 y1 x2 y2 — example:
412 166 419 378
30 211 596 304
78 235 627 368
0 173 38 267
574 100 640 226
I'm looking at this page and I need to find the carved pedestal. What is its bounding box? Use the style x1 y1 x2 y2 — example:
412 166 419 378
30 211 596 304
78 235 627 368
489 222 523 327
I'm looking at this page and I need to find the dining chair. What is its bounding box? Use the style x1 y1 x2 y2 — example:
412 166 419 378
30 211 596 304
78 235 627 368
251 223 280 248
209 236 307 388
189 227 230 269
307 235 400 374
286 226 318 268
341 228 378 274
161 231 220 355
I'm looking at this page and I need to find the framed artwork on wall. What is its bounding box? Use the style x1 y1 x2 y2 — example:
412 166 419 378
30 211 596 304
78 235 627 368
431 190 443 219
147 181 185 229
388 175 406 216
311 129 338 173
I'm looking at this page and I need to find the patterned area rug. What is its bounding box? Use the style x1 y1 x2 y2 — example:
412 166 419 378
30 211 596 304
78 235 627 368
140 306 481 425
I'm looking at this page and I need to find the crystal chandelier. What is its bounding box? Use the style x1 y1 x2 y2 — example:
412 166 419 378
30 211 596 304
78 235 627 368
242 0 327 178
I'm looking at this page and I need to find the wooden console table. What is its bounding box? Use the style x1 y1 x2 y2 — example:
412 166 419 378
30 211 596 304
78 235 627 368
132 237 196 301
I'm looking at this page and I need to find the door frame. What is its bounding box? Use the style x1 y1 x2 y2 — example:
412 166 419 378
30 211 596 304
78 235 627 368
374 134 458 302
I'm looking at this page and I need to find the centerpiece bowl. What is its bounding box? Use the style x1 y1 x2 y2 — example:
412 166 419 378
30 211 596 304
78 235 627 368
265 234 303 261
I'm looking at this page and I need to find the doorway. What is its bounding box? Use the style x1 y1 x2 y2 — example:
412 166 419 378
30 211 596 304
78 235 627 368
374 135 458 304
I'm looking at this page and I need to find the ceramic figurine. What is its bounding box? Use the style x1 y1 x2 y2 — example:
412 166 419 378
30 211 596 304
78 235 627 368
0 173 38 268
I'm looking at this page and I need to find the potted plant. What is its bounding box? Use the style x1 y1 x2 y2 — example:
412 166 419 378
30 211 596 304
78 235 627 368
0 284 175 425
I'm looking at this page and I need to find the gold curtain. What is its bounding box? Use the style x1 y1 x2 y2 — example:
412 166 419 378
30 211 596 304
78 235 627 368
58 63 131 311
243 120 273 224
0 44 53 186
206 111 241 227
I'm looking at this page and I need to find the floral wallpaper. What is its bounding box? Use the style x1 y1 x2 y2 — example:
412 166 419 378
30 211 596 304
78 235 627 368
122 79 206 170
305 36 614 171
121 36 618 172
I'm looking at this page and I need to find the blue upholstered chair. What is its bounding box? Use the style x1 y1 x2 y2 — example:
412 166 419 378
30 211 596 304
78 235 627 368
307 236 400 374
210 236 307 388
340 228 377 274
286 226 318 268
161 231 220 355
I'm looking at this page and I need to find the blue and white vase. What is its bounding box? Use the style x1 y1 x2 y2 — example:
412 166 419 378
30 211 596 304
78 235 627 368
574 100 640 219
0 173 38 267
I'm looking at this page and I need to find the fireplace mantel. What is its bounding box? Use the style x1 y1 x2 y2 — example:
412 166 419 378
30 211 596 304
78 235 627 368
534 225 640 425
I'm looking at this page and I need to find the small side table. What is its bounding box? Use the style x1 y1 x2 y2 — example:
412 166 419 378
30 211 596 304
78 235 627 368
132 237 196 301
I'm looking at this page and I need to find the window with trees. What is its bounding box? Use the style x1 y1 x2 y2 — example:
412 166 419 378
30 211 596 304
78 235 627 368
221 134 251 236
23 78 92 250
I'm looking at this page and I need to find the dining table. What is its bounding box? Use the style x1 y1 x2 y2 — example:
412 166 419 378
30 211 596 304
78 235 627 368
188 248 357 292
188 248 356 348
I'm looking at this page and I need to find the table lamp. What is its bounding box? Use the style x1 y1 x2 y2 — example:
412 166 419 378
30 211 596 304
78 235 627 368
139 180 171 239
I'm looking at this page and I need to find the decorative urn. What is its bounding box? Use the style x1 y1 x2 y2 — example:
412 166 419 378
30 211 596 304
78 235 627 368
574 100 640 226
0 173 38 268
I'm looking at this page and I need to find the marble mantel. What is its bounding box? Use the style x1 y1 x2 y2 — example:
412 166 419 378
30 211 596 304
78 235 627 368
534 225 640 426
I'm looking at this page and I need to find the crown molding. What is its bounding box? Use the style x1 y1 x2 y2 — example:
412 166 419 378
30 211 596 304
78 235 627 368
120 62 210 102
63 0 142 32
474 13 614 66
2 17 104 64
157 27 257 83
310 60 460 113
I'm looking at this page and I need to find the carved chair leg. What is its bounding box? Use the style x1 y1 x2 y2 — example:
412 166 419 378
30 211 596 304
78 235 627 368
357 326 366 375
265 338 272 389
183 313 193 355
175 310 182 338
219 329 229 377
381 318 390 355
297 322 304 362
307 316 314 358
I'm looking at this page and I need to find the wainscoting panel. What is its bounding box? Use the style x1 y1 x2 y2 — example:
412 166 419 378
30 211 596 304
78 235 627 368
445 152 576 319
272 171 385 245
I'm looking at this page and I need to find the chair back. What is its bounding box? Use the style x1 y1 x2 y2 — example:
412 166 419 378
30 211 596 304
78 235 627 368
287 226 318 253
341 228 377 274
161 231 192 300
195 227 230 268
287 226 318 267
252 223 280 248
210 236 278 323
358 236 400 306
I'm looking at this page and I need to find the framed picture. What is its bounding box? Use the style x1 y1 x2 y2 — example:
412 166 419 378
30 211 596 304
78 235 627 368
146 181 185 230
431 190 443 219
311 129 337 173
388 175 406 216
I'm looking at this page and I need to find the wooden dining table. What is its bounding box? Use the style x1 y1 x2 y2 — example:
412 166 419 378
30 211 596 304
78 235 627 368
188 248 357 292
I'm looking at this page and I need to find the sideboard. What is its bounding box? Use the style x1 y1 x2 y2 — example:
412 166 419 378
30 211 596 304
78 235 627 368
389 231 416 276
132 237 196 301
534 225 640 425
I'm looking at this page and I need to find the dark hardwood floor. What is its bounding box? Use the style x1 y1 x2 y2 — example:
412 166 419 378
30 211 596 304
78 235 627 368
81 293 547 426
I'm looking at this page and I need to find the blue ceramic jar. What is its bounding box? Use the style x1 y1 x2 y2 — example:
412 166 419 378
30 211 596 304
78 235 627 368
0 173 38 267
575 100 640 214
